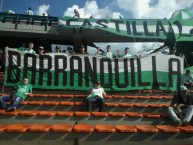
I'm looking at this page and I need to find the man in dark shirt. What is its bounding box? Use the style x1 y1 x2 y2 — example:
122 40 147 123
168 86 193 126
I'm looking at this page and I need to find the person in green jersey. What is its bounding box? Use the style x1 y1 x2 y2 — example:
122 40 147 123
0 78 32 112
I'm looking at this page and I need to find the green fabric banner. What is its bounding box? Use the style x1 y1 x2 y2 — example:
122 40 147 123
4 48 184 91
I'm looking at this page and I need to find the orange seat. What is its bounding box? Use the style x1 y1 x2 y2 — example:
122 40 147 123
118 102 133 107
0 124 9 132
152 90 163 93
108 112 125 117
56 111 74 117
137 96 149 99
104 95 112 99
38 111 57 116
74 102 85 106
73 124 94 133
95 125 115 133
74 94 87 98
27 101 44 105
105 102 118 107
142 112 160 118
133 103 147 108
161 104 170 108
161 96 172 100
149 96 162 99
124 95 137 99
142 90 152 93
111 95 124 99
19 110 39 116
147 104 162 108
31 94 48 97
158 113 169 118
20 101 29 105
155 125 179 133
74 111 90 117
61 94 74 98
6 124 30 133
1 110 21 116
125 112 143 117
116 125 137 133
43 101 59 106
48 94 61 98
51 124 73 132
136 125 158 133
177 125 193 132
29 124 52 132
60 101 74 106
91 112 108 117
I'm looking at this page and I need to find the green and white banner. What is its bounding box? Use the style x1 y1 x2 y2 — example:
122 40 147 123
58 17 193 42
4 48 184 91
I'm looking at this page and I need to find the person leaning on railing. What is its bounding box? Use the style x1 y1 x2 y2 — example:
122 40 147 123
0 78 32 112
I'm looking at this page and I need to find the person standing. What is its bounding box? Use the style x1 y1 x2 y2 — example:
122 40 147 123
103 45 113 58
85 81 106 112
122 47 132 58
38 46 44 55
26 7 33 15
55 45 61 53
0 78 32 112
184 69 193 87
168 86 193 126
23 42 36 54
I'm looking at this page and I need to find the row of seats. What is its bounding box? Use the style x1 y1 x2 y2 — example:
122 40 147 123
25 94 173 100
0 110 169 118
0 124 192 133
10 101 170 108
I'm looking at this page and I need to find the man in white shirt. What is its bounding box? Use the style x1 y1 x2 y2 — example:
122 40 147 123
26 7 33 15
184 69 193 87
103 45 113 58
85 81 106 112
20 42 36 55
122 47 132 58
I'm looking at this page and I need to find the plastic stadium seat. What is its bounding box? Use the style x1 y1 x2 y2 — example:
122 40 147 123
158 113 169 118
125 112 143 117
38 111 57 116
161 96 173 100
147 104 162 108
161 104 170 108
6 124 30 133
95 125 116 133
29 124 52 132
74 111 90 117
31 94 48 97
56 111 74 117
20 101 29 105
124 95 137 99
155 125 179 133
177 125 193 132
104 95 112 99
136 125 159 133
105 102 118 107
108 112 125 117
149 96 162 99
60 101 74 106
116 125 137 133
152 90 163 93
74 94 87 98
1 110 21 116
118 102 133 107
51 124 73 132
27 101 44 105
111 95 124 99
48 94 61 98
133 103 147 108
74 102 85 106
142 112 160 118
61 94 74 98
73 124 94 133
0 124 9 132
19 110 39 116
137 96 149 99
91 112 108 117
43 101 59 106
142 90 152 93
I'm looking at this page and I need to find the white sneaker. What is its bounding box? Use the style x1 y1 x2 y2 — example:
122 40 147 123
6 107 16 112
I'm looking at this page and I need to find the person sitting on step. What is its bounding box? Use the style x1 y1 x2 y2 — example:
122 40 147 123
168 86 193 126
85 81 106 112
0 78 32 112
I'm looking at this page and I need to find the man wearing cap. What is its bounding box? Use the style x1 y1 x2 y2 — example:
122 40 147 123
38 46 44 55
85 81 106 112
168 86 193 126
